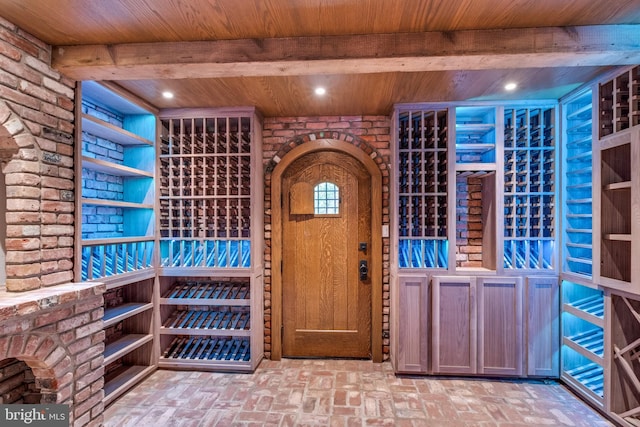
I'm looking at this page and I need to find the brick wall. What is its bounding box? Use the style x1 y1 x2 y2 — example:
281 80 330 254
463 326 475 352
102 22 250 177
262 116 392 359
0 16 75 291
456 176 484 268
80 100 125 239
0 282 106 426
0 358 42 403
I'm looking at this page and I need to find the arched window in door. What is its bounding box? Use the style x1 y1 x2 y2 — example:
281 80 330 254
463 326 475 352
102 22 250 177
314 182 340 215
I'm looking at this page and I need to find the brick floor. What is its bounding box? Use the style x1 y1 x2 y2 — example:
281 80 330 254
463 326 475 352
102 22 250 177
104 359 612 426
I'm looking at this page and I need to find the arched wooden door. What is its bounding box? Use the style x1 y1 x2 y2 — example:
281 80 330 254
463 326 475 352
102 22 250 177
281 150 372 357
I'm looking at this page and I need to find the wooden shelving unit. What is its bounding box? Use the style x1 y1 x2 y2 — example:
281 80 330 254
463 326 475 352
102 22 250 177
503 106 555 271
561 281 605 404
453 106 501 271
455 106 497 166
397 108 449 269
158 277 254 370
157 109 263 371
562 90 594 278
75 81 159 405
600 139 632 287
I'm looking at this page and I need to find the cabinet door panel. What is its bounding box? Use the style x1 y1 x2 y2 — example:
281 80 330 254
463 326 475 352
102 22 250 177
478 277 523 376
432 276 476 374
396 276 429 373
527 277 559 377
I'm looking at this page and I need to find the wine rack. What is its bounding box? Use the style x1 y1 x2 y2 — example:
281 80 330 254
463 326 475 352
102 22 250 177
159 277 255 371
561 281 605 404
610 294 640 426
397 108 449 268
161 336 250 362
503 106 555 270
599 66 640 138
562 89 593 277
159 115 252 270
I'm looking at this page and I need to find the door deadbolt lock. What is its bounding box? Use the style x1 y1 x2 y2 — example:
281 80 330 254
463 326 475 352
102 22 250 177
359 260 368 281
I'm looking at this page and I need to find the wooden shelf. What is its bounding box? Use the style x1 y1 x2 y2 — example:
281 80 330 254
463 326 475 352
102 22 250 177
604 233 632 241
563 329 605 362
82 114 153 147
563 363 604 399
81 198 154 209
160 336 251 365
567 103 593 121
103 365 155 406
604 181 632 191
82 156 153 178
104 334 153 365
161 309 250 335
455 123 495 135
455 143 495 153
104 302 153 328
563 294 604 327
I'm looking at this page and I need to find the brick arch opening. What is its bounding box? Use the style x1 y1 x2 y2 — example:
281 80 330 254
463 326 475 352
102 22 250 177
0 333 73 404
264 131 390 361
0 99 44 292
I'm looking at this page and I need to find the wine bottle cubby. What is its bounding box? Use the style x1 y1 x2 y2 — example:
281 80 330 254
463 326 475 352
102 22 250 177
397 108 449 268
159 115 254 269
503 106 555 270
599 66 640 138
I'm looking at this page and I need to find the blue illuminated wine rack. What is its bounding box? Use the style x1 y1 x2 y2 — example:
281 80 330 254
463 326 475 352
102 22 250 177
397 108 448 268
562 89 593 278
503 106 555 270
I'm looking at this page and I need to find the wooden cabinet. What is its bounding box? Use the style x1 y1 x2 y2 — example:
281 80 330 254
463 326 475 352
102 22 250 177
75 81 159 405
432 275 523 376
527 276 560 377
432 276 476 374
395 275 429 373
477 276 524 376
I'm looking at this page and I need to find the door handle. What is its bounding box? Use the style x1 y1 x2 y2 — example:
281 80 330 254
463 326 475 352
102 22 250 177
359 260 368 281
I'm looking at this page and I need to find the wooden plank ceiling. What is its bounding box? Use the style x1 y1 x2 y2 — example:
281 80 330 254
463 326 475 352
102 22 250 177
1 0 640 116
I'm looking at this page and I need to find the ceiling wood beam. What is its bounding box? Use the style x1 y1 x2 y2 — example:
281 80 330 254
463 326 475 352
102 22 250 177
53 25 640 80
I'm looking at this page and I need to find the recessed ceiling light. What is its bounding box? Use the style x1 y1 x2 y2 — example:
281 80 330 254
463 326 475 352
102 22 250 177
504 82 517 91
314 87 326 96
162 91 174 99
